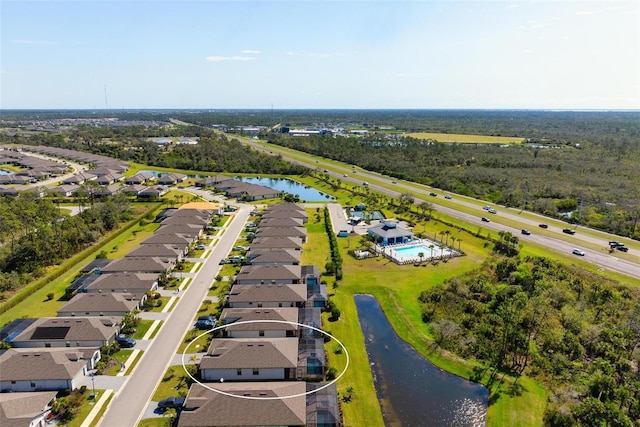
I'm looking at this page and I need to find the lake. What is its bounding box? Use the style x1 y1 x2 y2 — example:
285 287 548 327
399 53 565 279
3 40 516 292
239 177 335 202
355 294 488 426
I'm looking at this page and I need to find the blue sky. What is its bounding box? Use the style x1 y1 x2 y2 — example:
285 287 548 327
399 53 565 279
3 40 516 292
1 0 638 109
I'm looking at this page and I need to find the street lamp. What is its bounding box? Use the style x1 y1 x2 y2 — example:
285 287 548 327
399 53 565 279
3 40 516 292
90 373 96 403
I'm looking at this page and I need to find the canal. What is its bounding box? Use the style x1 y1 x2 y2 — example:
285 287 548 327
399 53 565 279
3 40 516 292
355 294 488 426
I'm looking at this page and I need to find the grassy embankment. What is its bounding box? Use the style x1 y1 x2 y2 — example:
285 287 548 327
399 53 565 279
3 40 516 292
303 206 548 426
0 202 163 326
406 132 525 144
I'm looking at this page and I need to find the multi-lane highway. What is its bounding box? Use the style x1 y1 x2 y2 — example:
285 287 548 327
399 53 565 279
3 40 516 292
238 136 640 281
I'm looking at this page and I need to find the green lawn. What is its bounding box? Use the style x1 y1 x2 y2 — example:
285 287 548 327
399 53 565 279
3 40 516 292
137 417 169 427
178 328 212 354
132 320 155 340
64 390 104 427
151 365 196 401
406 132 525 144
147 297 171 312
106 350 134 376
308 205 548 426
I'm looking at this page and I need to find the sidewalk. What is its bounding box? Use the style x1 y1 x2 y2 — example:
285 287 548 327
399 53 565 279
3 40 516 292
79 389 113 427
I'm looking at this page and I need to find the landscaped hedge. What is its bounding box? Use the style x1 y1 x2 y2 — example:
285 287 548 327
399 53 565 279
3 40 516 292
323 207 343 280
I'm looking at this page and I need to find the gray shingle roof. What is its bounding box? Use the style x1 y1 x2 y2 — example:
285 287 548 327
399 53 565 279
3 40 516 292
0 391 58 426
179 382 306 427
11 317 119 344
201 338 298 369
220 308 299 332
228 284 307 304
57 293 139 315
0 348 96 381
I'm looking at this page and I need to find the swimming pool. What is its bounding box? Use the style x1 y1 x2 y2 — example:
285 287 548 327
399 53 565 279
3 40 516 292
379 240 457 264
393 245 435 258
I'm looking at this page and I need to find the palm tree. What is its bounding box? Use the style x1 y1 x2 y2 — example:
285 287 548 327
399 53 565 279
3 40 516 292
418 251 425 265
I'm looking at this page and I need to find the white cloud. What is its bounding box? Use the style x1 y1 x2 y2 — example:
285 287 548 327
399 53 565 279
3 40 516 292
241 50 261 54
205 55 256 62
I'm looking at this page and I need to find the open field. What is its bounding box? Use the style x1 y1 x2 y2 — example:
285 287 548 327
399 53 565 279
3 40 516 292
404 132 525 144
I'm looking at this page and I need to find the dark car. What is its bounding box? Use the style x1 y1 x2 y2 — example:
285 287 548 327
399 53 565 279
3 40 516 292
521 229 531 235
158 396 185 411
609 241 622 247
481 217 490 222
616 246 629 252
116 335 136 348
563 228 576 235
429 192 438 197
195 315 215 330
538 223 548 228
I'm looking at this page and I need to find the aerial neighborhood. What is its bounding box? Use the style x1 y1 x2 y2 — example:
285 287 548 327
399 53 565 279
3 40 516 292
0 144 341 426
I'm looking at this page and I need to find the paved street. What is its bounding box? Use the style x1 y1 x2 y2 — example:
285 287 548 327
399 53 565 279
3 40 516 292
98 205 251 427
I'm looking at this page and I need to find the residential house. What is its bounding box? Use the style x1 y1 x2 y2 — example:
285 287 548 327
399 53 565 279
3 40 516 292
200 338 298 381
125 244 186 262
122 184 146 196
125 172 155 185
157 173 187 186
9 317 120 348
262 209 308 224
297 337 326 380
178 382 306 427
100 257 174 274
49 184 80 197
245 248 301 266
257 217 304 228
0 348 100 392
255 226 307 242
83 272 159 295
137 186 169 200
195 175 231 188
61 172 96 186
219 308 299 338
0 391 57 427
227 285 306 309
141 233 193 246
306 382 342 427
236 265 302 285
57 293 140 317
248 237 304 251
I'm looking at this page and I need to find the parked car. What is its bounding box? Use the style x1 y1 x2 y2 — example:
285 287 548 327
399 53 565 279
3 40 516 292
158 397 185 411
116 335 136 348
195 315 216 329
538 223 548 228
219 258 228 265
481 217 490 222
572 248 585 256
563 228 576 235
196 243 206 250
521 229 531 235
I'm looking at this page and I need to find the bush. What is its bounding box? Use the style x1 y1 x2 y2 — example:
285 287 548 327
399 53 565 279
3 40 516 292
46 292 55 301
330 306 341 321
326 367 338 380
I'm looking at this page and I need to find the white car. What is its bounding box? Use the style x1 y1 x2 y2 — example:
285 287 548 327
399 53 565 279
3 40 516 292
572 248 585 256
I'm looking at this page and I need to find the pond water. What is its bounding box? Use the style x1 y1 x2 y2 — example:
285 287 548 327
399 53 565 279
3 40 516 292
355 294 488 427
239 177 334 202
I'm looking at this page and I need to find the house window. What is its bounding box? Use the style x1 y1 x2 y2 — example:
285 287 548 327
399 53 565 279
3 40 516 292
45 343 51 348
65 342 71 347
257 303 262 308
30 381 36 388
11 381 16 384
236 369 242 376
259 330 264 337
253 369 259 375
278 303 283 307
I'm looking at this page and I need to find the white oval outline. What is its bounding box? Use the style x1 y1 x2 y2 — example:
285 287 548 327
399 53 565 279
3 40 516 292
181 319 349 400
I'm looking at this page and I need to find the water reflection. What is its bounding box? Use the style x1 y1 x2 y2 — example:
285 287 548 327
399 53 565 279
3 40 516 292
355 294 488 427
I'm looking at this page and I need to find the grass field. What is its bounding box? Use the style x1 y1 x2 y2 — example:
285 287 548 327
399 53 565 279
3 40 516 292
406 132 525 144
307 205 548 426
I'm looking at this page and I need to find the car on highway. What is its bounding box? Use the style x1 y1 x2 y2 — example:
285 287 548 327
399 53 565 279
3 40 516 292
481 217 490 222
343 174 348 177
488 208 497 214
116 335 136 348
563 228 576 235
616 246 629 252
482 206 490 210
444 194 452 199
158 397 185 411
609 241 623 247
391 180 397 184
572 248 585 256
539 223 548 228
521 229 531 235
429 192 438 197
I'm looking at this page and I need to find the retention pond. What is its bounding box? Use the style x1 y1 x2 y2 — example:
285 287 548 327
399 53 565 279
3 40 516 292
355 294 488 426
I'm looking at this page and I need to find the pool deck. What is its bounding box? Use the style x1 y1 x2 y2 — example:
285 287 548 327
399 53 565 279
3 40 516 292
375 239 459 265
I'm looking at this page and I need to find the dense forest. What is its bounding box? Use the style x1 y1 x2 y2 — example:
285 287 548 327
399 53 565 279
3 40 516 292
2 110 638 237
0 192 133 295
419 255 640 426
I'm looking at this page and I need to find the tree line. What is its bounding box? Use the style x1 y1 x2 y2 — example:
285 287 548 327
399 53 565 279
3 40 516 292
419 255 640 426
0 192 133 295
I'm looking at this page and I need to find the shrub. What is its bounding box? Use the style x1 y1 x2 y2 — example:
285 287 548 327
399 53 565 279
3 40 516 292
46 292 55 301
326 367 338 380
330 306 341 321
